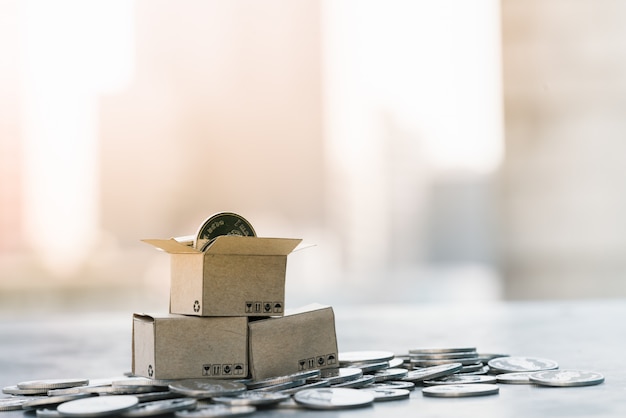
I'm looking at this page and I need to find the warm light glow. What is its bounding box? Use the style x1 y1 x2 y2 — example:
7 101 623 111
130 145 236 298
19 0 134 276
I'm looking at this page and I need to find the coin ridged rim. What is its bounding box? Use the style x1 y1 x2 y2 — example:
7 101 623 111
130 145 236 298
372 368 408 382
246 370 320 389
423 374 497 386
331 375 376 389
213 391 290 406
294 388 375 410
367 381 415 391
402 363 463 382
496 372 534 384
422 383 500 398
17 378 89 390
22 393 93 410
318 368 363 385
487 356 559 373
528 370 605 387
2 385 47 395
409 347 476 355
168 379 247 398
0 398 30 411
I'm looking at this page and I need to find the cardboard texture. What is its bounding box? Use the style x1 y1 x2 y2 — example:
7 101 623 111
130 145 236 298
247 304 338 380
132 313 248 380
142 236 302 317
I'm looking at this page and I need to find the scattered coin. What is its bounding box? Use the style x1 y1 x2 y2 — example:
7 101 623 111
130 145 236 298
339 351 395 365
410 347 476 355
113 378 174 388
402 363 463 382
2 385 48 395
422 383 500 398
22 393 93 410
250 378 307 392
18 379 89 390
367 381 415 391
56 395 139 417
529 370 605 387
0 397 31 411
121 398 198 417
169 380 246 398
424 374 497 386
411 358 482 367
346 361 389 373
175 404 256 417
488 356 559 373
387 358 405 368
361 387 410 402
372 368 408 382
331 375 376 389
317 368 363 385
294 388 374 410
195 212 256 251
246 370 320 390
213 391 290 406
410 352 479 360
279 379 331 395
496 372 534 384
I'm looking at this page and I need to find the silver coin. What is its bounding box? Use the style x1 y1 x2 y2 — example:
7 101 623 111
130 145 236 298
121 398 198 417
422 383 499 398
411 358 481 367
361 387 410 402
424 374 497 386
18 379 89 390
409 347 476 355
387 358 405 368
279 379 331 395
251 378 306 392
476 353 509 363
294 388 374 410
57 395 139 417
410 352 479 360
169 380 246 398
331 375 376 389
402 363 463 382
529 370 605 387
82 385 164 395
367 381 415 391
488 356 558 373
0 397 31 411
134 391 186 403
175 404 256 417
2 385 48 395
246 370 320 389
346 361 389 373
338 351 395 364
113 378 174 388
372 368 408 382
458 363 485 373
195 212 256 250
318 368 363 385
496 372 534 384
213 391 290 406
22 393 93 410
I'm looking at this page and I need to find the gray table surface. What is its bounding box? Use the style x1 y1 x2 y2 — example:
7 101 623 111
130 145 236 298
1 299 624 417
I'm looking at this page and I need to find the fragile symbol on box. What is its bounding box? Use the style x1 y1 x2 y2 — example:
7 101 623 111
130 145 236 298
202 363 244 376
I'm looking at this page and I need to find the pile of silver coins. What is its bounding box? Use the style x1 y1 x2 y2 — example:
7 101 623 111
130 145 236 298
0 347 605 416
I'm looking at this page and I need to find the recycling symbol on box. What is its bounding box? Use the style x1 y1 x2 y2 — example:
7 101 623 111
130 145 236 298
148 364 154 377
193 300 200 313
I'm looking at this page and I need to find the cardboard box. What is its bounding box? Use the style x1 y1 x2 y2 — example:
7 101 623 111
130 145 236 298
248 304 338 380
142 236 302 317
132 313 248 380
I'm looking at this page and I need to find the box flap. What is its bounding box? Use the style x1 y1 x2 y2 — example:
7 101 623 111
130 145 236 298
141 239 202 254
205 236 302 256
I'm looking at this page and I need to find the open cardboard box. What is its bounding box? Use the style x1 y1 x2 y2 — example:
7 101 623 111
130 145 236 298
248 303 338 380
142 235 302 317
132 313 248 380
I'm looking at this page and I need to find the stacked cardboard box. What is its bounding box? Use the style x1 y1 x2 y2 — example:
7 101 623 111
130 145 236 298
133 235 339 381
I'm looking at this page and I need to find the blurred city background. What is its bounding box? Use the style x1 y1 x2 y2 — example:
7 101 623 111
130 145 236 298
2 0 626 316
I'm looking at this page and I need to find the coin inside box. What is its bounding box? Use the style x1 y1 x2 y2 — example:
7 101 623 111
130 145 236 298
248 304 339 380
142 236 302 317
132 313 248 380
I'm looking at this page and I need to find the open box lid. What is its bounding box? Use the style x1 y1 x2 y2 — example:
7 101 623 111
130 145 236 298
142 236 302 256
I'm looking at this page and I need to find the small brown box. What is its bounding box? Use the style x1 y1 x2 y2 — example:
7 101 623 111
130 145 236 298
142 236 302 317
248 304 338 380
132 313 248 380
